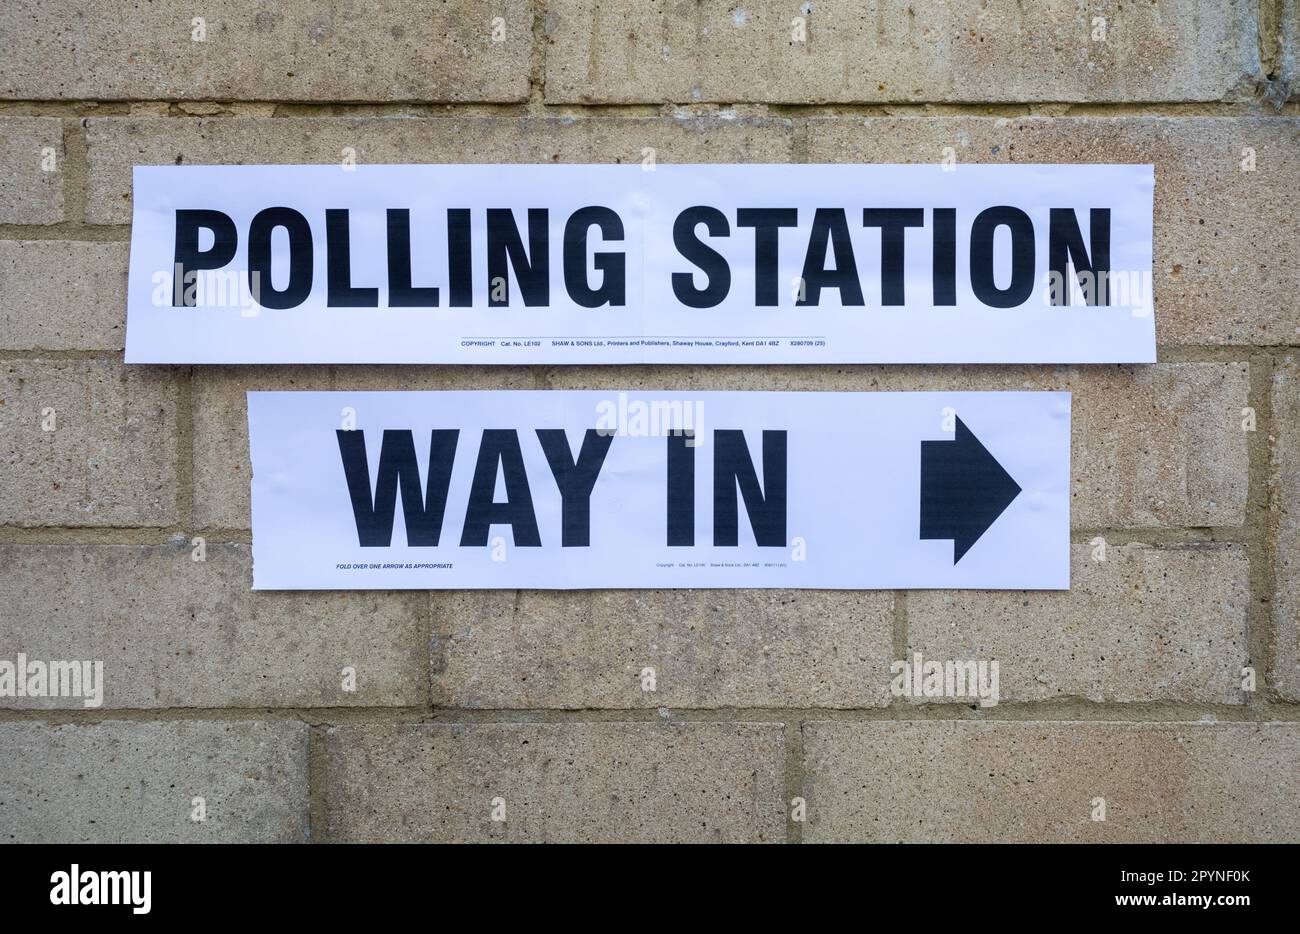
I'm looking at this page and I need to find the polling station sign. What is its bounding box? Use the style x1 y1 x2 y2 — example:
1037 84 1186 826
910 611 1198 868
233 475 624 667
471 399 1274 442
247 390 1070 590
126 164 1154 364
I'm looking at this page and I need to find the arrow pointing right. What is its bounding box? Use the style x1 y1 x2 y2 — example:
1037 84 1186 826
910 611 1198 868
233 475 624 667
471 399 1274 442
920 416 1023 564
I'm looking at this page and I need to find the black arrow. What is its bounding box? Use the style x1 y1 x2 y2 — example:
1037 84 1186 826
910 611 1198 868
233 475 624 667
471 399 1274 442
920 416 1022 563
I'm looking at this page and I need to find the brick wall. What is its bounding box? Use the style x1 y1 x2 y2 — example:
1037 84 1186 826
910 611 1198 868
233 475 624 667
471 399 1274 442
0 0 1297 843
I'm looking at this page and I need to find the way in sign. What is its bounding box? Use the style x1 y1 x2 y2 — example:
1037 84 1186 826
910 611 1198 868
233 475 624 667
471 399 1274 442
247 390 1070 591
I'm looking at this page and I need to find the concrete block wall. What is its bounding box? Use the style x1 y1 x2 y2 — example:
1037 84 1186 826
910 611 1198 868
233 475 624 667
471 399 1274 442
0 0 1297 843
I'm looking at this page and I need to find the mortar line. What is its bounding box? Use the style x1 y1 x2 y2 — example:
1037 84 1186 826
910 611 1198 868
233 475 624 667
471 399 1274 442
307 724 328 843
2 701 1296 725
1068 529 1249 545
784 720 803 844
177 366 195 533
1246 353 1279 705
59 115 87 228
425 592 440 712
790 113 811 165
526 0 549 115
0 528 250 544
892 590 908 661
3 101 1298 118
0 226 129 241
1260 0 1283 82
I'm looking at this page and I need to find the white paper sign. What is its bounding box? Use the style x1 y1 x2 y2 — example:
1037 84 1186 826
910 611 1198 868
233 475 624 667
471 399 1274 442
247 390 1070 590
127 164 1154 364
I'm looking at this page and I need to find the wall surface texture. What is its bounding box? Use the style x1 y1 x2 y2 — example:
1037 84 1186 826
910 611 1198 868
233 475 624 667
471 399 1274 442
1 0 1298 843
